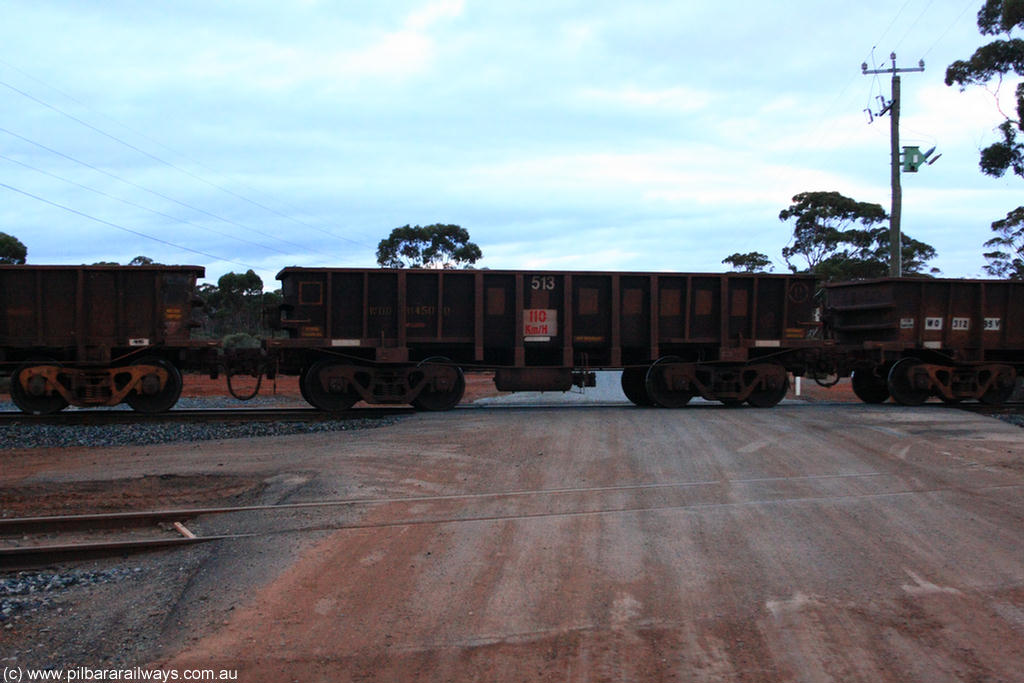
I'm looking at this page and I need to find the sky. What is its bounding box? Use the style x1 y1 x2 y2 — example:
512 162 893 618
1 0 1021 288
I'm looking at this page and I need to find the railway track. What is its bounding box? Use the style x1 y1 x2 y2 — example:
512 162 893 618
0 405 413 425
0 507 236 571
7 467 1021 571
1 399 1022 427
0 397 1021 432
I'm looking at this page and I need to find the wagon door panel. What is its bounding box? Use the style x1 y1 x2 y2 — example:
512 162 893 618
83 270 117 344
0 269 43 345
523 273 564 366
727 279 754 340
657 277 686 341
291 274 328 340
620 276 650 361
442 273 475 340
406 272 440 340
330 272 365 340
483 274 515 364
689 277 721 342
367 272 398 343
754 278 783 340
572 275 610 364
123 271 158 342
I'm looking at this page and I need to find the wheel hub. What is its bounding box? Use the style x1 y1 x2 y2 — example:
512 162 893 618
139 373 162 395
26 374 48 397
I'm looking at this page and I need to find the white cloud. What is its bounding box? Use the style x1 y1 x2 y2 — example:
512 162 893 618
172 0 467 89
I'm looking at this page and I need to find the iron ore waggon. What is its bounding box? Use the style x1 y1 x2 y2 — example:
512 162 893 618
0 264 213 414
825 277 1024 405
267 267 823 410
4 263 1022 415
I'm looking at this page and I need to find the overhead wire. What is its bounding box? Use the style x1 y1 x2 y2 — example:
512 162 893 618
0 73 375 251
775 0 924 177
894 0 937 53
800 0 974 166
871 0 916 56
773 0 944 265
0 181 255 269
0 152 294 257
921 0 978 60
0 125 325 257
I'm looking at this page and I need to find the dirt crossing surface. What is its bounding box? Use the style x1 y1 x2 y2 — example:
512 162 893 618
122 402 1024 682
3 394 1024 681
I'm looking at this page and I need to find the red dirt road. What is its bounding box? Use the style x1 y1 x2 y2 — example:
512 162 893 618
152 403 1024 681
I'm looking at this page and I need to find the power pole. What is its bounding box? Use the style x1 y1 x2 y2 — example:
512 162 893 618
862 53 924 277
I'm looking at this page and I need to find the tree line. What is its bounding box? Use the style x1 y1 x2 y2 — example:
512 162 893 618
722 190 939 279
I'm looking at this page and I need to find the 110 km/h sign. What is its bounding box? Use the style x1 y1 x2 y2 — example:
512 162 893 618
524 309 557 341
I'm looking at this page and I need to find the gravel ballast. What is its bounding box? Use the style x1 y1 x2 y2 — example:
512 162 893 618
0 397 400 450
1 568 143 625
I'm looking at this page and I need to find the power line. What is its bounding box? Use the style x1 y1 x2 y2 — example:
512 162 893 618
894 0 936 52
0 152 294 257
0 125 320 255
0 181 255 268
922 0 978 60
0 71 374 250
871 0 916 56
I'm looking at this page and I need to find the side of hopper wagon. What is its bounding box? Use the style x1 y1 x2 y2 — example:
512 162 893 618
268 268 821 410
825 277 1024 405
0 265 213 413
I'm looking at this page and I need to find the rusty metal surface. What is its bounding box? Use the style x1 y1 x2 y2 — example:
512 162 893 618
271 268 820 369
826 277 1024 352
0 265 206 362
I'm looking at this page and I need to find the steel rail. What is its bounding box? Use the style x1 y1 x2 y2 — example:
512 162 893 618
0 535 237 571
0 471 894 535
2 400 1017 425
7 477 1023 570
0 406 413 425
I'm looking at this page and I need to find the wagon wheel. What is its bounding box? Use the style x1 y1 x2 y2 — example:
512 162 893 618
644 357 693 408
746 365 789 408
9 360 69 415
412 357 465 411
125 358 183 413
620 366 653 406
301 359 360 412
850 367 890 404
980 367 1016 406
887 358 931 406
298 365 314 405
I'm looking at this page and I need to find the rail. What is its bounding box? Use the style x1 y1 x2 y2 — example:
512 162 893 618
0 406 413 425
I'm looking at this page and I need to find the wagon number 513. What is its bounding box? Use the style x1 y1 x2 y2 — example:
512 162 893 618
531 275 556 291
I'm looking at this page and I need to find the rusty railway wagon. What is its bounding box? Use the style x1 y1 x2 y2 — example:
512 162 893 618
6 263 1020 415
825 277 1024 405
0 265 213 414
268 267 823 410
